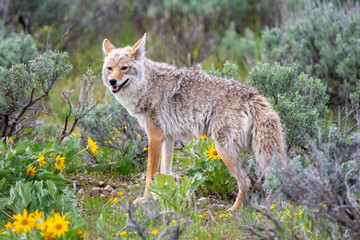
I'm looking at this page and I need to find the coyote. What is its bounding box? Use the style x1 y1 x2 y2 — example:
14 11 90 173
101 33 286 210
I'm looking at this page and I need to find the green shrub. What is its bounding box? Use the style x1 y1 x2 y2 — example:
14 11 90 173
0 34 72 138
211 60 240 80
262 2 360 105
249 63 328 147
0 34 38 68
264 128 360 238
79 92 147 175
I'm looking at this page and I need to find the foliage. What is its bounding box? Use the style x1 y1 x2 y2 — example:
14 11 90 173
0 137 80 212
211 61 240 80
262 2 360 105
176 138 237 197
79 92 147 175
0 34 72 138
249 62 329 146
0 33 38 68
216 25 262 73
1 208 86 239
264 128 360 238
148 174 203 212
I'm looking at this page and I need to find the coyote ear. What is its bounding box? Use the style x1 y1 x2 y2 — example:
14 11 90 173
102 39 115 56
131 33 146 59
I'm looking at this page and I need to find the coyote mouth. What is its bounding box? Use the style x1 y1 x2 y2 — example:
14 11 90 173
112 78 129 93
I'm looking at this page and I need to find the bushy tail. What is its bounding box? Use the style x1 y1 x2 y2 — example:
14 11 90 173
251 96 287 175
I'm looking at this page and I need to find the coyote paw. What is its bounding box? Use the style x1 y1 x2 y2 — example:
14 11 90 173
227 207 236 212
134 196 149 204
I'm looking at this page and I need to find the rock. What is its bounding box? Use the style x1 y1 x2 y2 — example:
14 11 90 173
99 181 105 187
104 185 114 192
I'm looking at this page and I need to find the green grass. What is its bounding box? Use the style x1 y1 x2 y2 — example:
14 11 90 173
74 170 331 240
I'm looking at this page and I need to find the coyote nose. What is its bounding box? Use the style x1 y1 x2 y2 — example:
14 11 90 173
109 79 117 86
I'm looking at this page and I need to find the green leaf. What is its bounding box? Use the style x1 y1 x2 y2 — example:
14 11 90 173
36 171 73 183
46 180 57 198
179 176 190 194
0 177 6 190
188 178 206 196
156 174 166 189
65 162 116 174
166 175 177 189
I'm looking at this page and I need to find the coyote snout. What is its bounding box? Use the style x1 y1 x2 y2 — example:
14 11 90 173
101 33 287 211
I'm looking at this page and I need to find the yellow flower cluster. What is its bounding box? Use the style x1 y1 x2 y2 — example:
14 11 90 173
27 152 66 177
218 213 232 218
2 209 80 239
88 137 98 155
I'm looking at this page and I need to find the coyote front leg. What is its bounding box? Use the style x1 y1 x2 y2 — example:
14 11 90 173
134 121 164 203
160 136 174 175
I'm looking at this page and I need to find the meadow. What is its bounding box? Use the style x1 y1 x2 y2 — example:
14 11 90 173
0 0 359 239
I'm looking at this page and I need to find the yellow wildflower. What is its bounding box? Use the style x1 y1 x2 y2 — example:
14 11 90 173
39 153 47 167
285 43 290 48
120 231 127 237
110 197 119 203
0 229 10 235
30 209 42 225
71 133 77 137
206 144 221 160
189 163 194 167
12 209 36 233
143 147 147 151
270 204 275 209
27 165 37 176
4 221 12 229
137 135 141 139
152 228 159 235
124 126 127 130
55 154 65 171
172 220 177 226
48 213 70 238
198 214 203 218
323 204 327 208
6 137 12 143
88 137 98 155
77 229 87 239
199 135 207 139
49 153 56 158
39 215 55 240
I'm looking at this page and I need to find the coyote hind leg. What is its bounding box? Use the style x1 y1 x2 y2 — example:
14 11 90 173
215 142 250 211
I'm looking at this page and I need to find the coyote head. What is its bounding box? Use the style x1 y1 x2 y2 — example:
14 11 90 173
102 34 146 94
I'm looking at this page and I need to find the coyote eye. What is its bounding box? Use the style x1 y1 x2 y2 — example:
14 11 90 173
107 67 113 71
121 66 128 71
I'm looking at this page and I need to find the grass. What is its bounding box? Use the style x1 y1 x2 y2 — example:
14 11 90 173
73 168 330 240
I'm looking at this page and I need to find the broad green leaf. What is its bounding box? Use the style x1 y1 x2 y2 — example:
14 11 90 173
179 176 190 194
156 174 166 189
46 180 57 198
166 175 177 189
188 178 206 196
37 171 73 183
